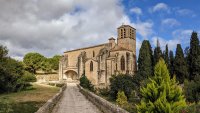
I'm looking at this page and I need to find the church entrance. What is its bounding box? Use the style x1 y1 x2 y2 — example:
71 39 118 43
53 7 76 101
64 70 78 81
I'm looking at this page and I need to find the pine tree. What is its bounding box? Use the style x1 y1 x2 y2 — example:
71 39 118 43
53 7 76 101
137 59 186 113
137 40 153 80
169 50 174 77
188 31 200 80
174 44 189 83
153 39 162 66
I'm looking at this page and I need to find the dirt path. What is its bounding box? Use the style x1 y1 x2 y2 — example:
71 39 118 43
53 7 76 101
52 83 102 113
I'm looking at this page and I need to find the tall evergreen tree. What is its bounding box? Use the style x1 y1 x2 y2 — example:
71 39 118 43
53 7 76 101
137 40 153 80
164 44 169 67
137 59 186 112
188 31 200 80
174 44 189 83
153 39 162 66
169 50 174 77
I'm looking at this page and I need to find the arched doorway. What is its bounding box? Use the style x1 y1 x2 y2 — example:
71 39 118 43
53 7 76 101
65 70 78 81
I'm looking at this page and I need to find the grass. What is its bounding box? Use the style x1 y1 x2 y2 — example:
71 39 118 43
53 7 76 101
0 83 60 113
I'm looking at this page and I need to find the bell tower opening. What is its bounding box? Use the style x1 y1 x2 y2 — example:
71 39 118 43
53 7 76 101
117 24 136 52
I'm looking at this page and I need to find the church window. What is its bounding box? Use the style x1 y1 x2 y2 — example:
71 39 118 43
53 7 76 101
90 61 93 71
121 56 125 71
93 51 95 57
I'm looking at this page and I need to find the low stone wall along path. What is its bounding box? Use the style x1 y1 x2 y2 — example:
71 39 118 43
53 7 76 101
52 83 102 113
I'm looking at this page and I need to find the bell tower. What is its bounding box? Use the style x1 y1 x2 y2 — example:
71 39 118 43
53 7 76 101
117 25 136 53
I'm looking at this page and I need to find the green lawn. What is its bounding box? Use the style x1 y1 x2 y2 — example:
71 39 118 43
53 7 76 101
0 83 59 113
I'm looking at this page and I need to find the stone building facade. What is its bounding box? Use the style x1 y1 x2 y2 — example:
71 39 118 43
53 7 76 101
59 25 137 87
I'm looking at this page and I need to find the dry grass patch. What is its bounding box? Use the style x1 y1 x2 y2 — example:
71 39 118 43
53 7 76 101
0 83 60 113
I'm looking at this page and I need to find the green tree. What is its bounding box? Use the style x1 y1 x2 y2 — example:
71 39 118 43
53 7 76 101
0 45 35 93
153 39 162 66
164 44 169 67
137 59 186 113
23 52 45 74
109 74 137 100
169 50 174 77
174 44 189 83
0 45 8 60
188 31 200 80
116 91 128 108
40 58 52 73
137 40 153 81
0 58 24 93
184 76 200 103
49 55 61 70
80 73 94 92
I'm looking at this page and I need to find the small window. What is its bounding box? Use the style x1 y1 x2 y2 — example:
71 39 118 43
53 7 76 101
90 61 93 71
121 56 125 71
93 51 95 57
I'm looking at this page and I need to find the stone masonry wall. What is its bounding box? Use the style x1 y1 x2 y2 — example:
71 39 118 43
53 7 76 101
78 85 129 113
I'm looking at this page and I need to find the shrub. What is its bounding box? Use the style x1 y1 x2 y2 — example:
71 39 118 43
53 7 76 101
98 87 110 96
21 71 36 82
184 76 200 103
181 103 200 113
116 91 128 108
80 75 94 92
129 90 140 104
109 74 136 100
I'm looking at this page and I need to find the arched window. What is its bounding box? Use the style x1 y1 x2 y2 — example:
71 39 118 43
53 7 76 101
90 61 93 71
121 56 125 71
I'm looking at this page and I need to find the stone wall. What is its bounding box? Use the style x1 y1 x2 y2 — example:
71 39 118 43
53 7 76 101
78 85 129 113
35 84 66 113
36 73 59 83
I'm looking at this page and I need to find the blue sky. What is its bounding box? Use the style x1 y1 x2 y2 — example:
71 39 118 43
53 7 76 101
0 0 199 60
122 0 200 52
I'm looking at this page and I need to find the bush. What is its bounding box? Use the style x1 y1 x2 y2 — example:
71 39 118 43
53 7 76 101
116 91 128 108
98 87 110 96
80 75 94 92
129 90 140 104
21 71 36 82
184 76 200 103
48 83 64 87
181 103 200 113
109 74 137 100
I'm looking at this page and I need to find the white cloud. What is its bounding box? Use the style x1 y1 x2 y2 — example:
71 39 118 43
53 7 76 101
162 18 180 27
130 7 142 15
176 9 196 17
172 29 193 45
151 36 180 51
0 0 155 60
132 20 154 39
0 0 128 60
151 3 169 13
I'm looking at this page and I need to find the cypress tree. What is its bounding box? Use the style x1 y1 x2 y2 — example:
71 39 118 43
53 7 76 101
188 31 200 80
164 44 169 67
137 40 153 80
153 39 162 66
137 59 186 112
169 50 174 77
174 44 189 83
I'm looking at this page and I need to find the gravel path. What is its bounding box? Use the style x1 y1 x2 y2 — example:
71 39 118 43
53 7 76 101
52 83 102 113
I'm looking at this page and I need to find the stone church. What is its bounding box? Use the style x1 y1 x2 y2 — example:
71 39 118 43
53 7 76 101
59 25 137 87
